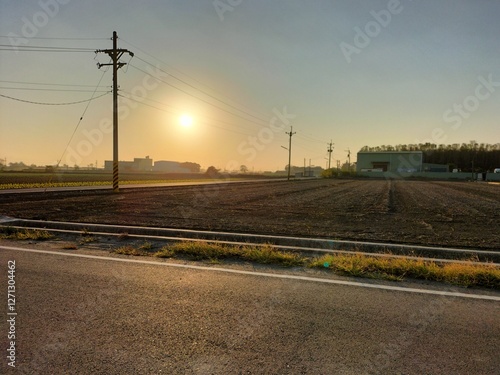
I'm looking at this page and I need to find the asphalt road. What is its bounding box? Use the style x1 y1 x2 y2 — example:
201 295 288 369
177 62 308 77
1 245 499 375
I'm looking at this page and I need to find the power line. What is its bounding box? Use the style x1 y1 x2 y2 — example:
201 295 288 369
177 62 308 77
0 87 110 93
117 93 178 115
134 55 269 125
117 93 257 136
55 67 110 169
0 80 108 88
0 91 110 105
119 89 262 133
128 63 268 129
120 37 271 121
0 44 94 52
0 35 108 41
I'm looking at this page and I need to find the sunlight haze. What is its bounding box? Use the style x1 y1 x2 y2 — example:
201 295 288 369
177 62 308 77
1 0 499 171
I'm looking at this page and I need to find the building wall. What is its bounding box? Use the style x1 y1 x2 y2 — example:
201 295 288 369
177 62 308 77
153 161 189 173
422 163 449 172
133 157 153 171
357 152 423 173
104 157 152 172
357 171 500 181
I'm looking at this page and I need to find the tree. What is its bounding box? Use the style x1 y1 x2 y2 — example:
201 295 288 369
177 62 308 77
240 165 249 173
205 166 220 177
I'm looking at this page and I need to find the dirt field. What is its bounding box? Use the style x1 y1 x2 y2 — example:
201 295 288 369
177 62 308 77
0 179 499 250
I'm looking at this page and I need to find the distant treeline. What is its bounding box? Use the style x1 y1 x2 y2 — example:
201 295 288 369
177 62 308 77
359 142 500 171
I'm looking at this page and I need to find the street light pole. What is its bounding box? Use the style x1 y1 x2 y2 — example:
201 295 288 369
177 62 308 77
286 126 296 181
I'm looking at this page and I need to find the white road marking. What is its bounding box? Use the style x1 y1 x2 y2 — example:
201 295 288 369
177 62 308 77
1 245 499 301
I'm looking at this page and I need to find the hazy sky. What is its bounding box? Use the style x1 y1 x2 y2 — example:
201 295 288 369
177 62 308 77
1 0 499 171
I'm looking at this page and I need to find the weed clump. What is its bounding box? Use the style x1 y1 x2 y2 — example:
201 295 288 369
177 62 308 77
153 241 305 266
107 240 500 289
112 246 148 256
0 227 54 241
311 254 500 289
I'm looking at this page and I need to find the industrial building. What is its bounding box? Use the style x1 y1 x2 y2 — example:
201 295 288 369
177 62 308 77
356 151 423 173
104 156 152 172
104 157 200 173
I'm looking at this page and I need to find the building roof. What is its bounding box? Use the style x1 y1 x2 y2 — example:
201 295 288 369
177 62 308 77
357 151 423 154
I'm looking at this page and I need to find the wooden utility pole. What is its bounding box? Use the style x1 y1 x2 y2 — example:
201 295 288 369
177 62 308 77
327 141 334 170
286 126 296 181
96 31 133 192
345 148 351 172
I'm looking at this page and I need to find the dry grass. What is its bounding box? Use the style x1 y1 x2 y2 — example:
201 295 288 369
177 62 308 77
112 246 148 256
0 227 54 241
311 254 500 288
154 242 305 266
108 241 499 289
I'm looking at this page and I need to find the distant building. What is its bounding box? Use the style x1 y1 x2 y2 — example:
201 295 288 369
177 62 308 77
104 156 152 172
153 161 190 173
104 157 200 173
356 151 423 173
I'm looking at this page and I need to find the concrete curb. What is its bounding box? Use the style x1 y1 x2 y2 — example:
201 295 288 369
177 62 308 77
1 217 499 263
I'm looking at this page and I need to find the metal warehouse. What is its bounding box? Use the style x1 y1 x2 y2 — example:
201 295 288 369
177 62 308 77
356 151 423 173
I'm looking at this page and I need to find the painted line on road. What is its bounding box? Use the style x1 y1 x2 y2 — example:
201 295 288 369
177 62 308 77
1 245 499 301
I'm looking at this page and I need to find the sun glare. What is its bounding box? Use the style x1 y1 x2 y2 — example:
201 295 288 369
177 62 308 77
179 114 193 128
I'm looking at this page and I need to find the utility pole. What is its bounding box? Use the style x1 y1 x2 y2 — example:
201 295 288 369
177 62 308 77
345 148 351 172
96 31 133 192
327 141 334 170
285 126 296 181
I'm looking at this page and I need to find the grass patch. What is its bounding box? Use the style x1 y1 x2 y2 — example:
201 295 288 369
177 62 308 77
112 246 148 256
241 245 305 267
107 240 500 289
154 242 305 266
139 241 154 251
0 227 54 241
312 254 500 289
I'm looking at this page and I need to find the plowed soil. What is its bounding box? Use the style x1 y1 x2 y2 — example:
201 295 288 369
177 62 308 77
1 179 499 250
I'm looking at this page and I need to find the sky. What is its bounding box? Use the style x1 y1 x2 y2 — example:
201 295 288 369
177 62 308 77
1 0 499 172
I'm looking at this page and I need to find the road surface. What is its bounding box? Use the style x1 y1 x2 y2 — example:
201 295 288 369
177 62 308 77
0 243 499 374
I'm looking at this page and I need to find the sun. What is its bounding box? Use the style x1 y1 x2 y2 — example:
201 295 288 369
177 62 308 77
179 114 193 128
